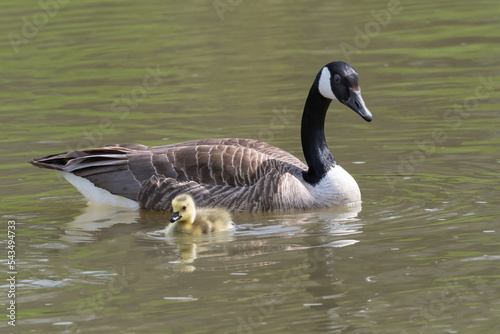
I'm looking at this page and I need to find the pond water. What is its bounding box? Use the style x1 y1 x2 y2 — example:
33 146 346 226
1 0 499 333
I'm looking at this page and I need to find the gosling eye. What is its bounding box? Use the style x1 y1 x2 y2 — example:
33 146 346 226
333 74 341 83
182 205 187 211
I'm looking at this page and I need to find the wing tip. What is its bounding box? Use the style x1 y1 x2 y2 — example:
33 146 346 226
28 154 68 171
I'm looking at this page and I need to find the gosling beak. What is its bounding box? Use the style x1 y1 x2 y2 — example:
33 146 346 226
345 89 372 122
170 211 182 223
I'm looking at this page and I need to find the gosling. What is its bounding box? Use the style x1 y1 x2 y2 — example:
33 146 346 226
166 194 234 236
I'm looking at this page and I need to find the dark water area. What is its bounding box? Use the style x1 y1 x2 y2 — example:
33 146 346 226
1 0 499 333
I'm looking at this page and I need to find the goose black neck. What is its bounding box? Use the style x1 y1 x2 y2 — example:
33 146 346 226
301 80 337 185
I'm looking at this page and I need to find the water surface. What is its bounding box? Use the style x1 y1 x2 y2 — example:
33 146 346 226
1 0 499 333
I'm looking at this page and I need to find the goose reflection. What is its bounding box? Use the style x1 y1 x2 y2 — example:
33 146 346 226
56 201 363 278
59 203 141 243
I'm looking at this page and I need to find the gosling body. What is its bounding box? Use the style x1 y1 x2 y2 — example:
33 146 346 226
166 194 233 237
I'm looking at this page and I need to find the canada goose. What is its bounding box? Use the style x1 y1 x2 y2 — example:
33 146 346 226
30 61 372 212
166 194 234 236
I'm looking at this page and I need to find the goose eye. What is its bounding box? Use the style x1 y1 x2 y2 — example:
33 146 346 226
333 74 341 83
182 205 187 211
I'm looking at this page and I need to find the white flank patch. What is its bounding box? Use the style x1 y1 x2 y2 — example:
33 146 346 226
61 172 139 209
318 67 337 100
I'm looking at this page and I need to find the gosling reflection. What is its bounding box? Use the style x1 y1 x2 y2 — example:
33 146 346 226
165 232 235 273
165 194 235 272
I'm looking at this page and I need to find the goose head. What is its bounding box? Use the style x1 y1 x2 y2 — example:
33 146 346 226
170 194 196 224
317 61 372 122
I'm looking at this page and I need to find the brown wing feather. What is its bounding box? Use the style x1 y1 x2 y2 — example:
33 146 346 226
30 144 147 200
30 138 307 208
138 170 285 212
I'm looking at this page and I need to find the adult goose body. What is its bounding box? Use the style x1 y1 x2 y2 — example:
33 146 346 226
30 61 373 212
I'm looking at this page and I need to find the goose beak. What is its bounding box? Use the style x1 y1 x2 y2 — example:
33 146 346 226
170 211 182 223
345 89 372 122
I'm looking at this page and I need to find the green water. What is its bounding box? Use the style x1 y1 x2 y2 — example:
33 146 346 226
1 0 499 333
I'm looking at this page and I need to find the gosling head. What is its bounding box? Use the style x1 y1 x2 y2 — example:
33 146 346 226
317 61 372 122
170 194 196 224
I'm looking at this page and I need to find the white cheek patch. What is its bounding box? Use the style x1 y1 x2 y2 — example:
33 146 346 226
318 67 337 100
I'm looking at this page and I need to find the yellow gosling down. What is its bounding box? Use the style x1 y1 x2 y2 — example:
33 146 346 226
166 194 234 236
